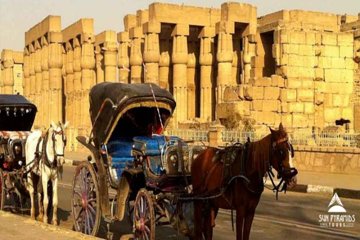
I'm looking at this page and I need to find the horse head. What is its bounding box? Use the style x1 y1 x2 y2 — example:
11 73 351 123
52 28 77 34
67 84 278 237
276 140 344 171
49 121 69 166
269 123 298 189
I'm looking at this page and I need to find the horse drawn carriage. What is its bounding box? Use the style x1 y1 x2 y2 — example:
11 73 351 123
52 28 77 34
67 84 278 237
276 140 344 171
72 82 204 239
0 94 37 211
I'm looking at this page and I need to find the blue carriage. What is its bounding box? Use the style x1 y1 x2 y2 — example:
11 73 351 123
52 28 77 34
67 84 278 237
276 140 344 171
72 82 203 239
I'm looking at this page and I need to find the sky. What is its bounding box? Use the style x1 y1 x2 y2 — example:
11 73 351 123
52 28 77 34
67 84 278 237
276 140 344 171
0 0 359 51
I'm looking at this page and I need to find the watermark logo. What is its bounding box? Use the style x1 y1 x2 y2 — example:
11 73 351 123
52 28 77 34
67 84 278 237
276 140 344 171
319 193 355 228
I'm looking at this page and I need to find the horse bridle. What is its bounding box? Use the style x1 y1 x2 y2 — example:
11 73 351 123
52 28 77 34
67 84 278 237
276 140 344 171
46 124 67 167
267 137 298 200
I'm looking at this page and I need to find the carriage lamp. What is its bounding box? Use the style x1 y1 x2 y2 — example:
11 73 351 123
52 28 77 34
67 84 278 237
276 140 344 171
20 108 24 116
18 160 23 166
13 107 17 117
169 154 178 166
6 107 10 116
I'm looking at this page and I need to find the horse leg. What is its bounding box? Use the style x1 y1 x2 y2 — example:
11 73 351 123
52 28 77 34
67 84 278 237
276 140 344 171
26 176 35 220
37 179 44 222
51 175 58 226
193 201 203 240
236 208 245 240
204 207 217 240
42 171 49 224
243 211 255 240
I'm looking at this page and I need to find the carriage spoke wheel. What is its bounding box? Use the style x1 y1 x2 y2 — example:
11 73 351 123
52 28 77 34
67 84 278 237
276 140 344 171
133 189 155 240
0 169 4 210
72 162 100 236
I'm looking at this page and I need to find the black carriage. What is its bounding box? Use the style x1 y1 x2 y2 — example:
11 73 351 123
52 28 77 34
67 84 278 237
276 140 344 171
0 94 37 211
72 82 203 239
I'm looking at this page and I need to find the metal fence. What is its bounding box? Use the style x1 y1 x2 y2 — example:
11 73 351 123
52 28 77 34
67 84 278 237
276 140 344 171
167 128 359 148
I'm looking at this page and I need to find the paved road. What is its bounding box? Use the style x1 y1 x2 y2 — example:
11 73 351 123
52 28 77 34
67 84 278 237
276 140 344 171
7 165 360 239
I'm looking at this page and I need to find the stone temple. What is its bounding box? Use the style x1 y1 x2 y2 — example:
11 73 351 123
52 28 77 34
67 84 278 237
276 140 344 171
0 2 360 150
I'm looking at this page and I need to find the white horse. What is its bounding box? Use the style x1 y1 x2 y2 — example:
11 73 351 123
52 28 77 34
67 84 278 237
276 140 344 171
25 121 68 225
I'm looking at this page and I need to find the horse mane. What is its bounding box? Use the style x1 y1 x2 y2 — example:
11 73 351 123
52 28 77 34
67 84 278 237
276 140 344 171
249 134 271 177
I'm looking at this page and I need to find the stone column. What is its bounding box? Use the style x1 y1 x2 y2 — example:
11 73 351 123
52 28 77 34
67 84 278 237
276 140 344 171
187 41 196 120
117 32 130 83
159 36 170 90
29 44 36 104
95 45 104 83
23 49 30 98
232 34 242 85
65 42 75 150
172 24 189 123
243 36 252 84
34 40 43 127
199 27 215 121
216 21 234 103
80 34 95 135
1 50 14 94
48 36 63 124
103 41 117 82
129 27 143 83
41 36 50 126
143 21 160 84
73 37 82 138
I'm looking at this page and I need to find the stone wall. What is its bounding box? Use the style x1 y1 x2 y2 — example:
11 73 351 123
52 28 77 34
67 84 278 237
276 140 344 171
0 49 23 95
294 146 360 175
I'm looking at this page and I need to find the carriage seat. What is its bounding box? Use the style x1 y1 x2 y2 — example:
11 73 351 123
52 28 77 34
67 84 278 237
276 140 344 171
107 138 133 157
132 135 180 156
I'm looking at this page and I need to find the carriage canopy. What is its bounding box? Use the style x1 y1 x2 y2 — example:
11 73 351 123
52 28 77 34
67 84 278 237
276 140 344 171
0 94 37 131
89 82 176 146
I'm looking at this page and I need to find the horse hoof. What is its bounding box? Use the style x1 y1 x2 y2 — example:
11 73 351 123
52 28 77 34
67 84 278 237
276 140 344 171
31 215 36 221
52 220 58 226
38 215 43 222
43 218 48 224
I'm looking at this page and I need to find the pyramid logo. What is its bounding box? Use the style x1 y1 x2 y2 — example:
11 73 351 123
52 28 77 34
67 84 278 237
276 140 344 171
328 193 346 213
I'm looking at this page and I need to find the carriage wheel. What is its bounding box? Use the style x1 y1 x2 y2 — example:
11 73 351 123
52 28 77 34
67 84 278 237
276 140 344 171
133 189 155 240
72 162 101 236
0 169 4 210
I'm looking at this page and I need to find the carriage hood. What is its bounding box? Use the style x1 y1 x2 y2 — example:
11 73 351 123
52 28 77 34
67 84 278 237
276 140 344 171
89 82 176 146
0 94 37 131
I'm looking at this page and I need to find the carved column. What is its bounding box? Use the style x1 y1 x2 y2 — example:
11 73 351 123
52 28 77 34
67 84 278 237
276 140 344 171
103 41 117 82
187 41 196 120
41 36 50 126
65 42 75 150
172 24 189 123
23 48 30 98
48 36 63 124
129 27 143 83
216 22 234 103
73 37 82 139
80 34 95 135
95 45 104 83
1 50 14 94
143 21 160 84
199 27 215 121
34 40 43 127
117 32 130 83
159 36 170 90
29 44 36 104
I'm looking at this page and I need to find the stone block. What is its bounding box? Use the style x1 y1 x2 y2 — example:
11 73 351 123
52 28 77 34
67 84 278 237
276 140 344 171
333 94 350 107
288 102 304 113
251 100 263 111
318 56 332 69
297 89 314 102
302 78 314 88
261 111 277 125
299 44 314 56
280 102 288 113
337 33 353 46
282 44 299 55
290 31 306 44
315 33 322 45
263 100 279 112
321 32 337 45
255 77 272 87
315 92 324 105
304 102 315 114
250 68 263 78
331 57 345 69
342 107 353 120
306 32 316 45
274 29 289 44
281 114 292 127
341 69 353 83
245 86 264 100
315 67 325 81
264 87 280 100
171 24 189 36
272 44 281 59
292 114 309 128
315 81 325 92
322 45 339 57
324 108 342 123
339 46 353 58
280 89 297 102
251 57 264 68
324 93 333 107
285 77 302 89
345 58 355 70
271 74 285 87
298 67 314 78
324 69 341 83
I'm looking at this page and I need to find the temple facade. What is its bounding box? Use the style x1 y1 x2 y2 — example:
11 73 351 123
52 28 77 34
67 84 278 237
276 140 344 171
0 2 359 150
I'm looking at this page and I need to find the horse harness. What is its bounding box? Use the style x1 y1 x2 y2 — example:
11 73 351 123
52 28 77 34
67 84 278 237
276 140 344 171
35 127 66 169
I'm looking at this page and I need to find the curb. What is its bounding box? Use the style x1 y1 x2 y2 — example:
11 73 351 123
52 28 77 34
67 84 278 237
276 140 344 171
65 158 360 200
265 183 360 200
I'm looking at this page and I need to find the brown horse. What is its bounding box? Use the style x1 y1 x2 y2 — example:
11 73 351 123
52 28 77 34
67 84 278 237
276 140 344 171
191 123 298 240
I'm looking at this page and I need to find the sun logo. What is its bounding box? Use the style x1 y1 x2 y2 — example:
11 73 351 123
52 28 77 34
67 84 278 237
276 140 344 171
328 193 346 213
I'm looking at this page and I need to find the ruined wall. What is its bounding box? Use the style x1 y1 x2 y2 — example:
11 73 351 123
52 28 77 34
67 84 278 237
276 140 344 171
0 50 23 95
